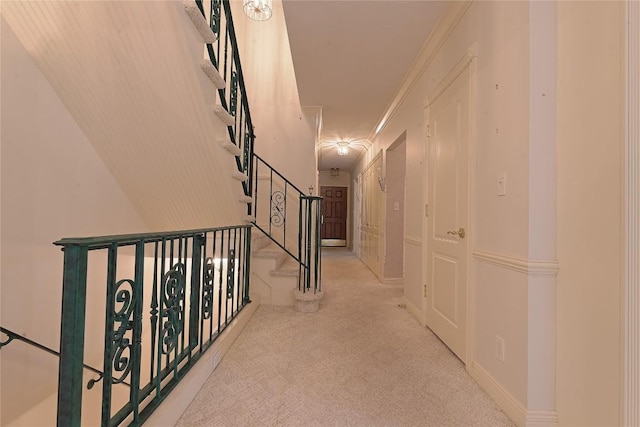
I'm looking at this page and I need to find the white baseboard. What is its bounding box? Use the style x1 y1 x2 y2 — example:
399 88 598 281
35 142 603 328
146 300 259 426
382 277 403 285
526 410 558 426
403 296 424 326
468 362 557 427
469 361 527 426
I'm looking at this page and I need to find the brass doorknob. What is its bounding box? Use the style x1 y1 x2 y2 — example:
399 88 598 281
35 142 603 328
446 228 466 238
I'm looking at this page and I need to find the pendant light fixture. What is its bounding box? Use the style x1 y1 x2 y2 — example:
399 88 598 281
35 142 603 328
337 141 350 156
243 0 272 21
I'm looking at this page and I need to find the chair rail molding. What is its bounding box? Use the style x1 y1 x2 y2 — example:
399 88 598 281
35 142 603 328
472 250 559 276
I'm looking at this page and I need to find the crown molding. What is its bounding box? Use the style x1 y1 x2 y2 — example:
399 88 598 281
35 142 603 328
368 0 473 141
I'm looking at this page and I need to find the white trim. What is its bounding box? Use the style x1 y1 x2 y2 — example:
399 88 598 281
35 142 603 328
404 235 422 246
382 277 403 285
369 0 473 140
526 411 559 427
468 361 527 427
624 0 640 424
472 250 559 276
425 47 477 108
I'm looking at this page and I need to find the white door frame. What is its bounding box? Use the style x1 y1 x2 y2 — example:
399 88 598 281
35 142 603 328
623 0 639 424
422 48 477 365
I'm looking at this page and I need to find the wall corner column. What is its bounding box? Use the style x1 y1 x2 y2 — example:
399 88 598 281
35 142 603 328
527 0 558 422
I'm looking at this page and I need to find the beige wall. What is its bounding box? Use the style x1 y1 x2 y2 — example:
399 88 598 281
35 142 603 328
0 20 149 424
231 0 317 192
556 1 624 425
363 0 534 410
354 0 626 424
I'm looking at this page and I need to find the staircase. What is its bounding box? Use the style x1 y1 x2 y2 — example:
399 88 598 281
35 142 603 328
1 0 321 425
251 234 300 305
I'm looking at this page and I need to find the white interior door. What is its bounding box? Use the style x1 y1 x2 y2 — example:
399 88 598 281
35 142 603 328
425 67 470 362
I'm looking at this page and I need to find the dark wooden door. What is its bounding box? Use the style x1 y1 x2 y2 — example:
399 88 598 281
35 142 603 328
321 186 347 242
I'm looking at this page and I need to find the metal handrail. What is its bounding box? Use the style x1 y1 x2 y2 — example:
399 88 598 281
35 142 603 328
0 327 126 389
252 154 323 294
55 224 253 426
54 224 245 248
196 0 255 205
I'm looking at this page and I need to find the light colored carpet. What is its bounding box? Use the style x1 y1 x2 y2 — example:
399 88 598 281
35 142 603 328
176 248 514 427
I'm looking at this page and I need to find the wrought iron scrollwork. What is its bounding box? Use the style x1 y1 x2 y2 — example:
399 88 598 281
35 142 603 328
202 257 215 319
111 279 135 384
230 71 238 116
270 191 286 227
243 129 251 173
226 250 235 299
210 0 221 35
161 263 185 355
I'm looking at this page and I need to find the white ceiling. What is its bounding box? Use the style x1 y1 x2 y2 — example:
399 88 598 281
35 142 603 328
282 0 449 171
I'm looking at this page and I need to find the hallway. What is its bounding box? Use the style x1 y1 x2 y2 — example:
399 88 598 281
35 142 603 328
176 248 514 426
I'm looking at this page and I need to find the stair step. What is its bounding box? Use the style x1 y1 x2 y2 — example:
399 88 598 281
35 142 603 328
182 0 217 43
200 59 225 89
214 105 235 126
232 170 249 182
224 142 243 156
271 259 299 277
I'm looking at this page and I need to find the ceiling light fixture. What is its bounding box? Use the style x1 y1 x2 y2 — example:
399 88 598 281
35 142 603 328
243 0 272 21
337 141 350 156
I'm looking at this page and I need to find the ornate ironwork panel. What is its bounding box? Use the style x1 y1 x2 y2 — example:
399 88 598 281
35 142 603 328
230 71 238 116
202 257 215 319
270 191 285 227
111 279 136 384
210 0 221 36
226 249 235 299
160 263 185 355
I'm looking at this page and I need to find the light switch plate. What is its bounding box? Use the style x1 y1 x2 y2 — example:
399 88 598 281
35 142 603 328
497 173 507 196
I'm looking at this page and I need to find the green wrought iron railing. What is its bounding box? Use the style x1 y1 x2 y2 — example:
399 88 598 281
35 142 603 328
253 154 323 294
50 1 322 424
193 0 322 294
196 0 255 208
0 326 114 390
54 225 252 426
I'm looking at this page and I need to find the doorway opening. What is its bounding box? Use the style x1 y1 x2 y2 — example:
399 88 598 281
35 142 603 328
321 186 348 247
384 135 406 281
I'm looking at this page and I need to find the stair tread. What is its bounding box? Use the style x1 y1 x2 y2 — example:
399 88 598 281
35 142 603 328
270 259 299 277
253 243 286 258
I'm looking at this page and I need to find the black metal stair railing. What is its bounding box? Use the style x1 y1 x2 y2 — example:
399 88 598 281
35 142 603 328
54 225 252 426
253 154 322 294
196 0 255 211
0 327 120 390
193 0 322 294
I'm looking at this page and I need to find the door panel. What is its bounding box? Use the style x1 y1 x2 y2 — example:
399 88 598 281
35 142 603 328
432 253 458 325
321 186 348 245
425 66 470 362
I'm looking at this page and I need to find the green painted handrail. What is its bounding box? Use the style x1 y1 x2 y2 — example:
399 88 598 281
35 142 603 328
55 224 253 426
54 224 247 248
